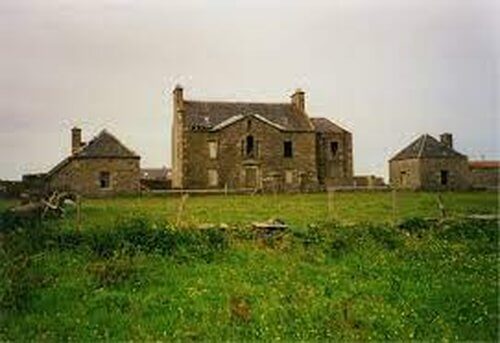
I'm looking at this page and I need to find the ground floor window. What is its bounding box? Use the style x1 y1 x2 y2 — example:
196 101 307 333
440 170 449 185
285 170 294 184
208 169 218 187
99 171 111 189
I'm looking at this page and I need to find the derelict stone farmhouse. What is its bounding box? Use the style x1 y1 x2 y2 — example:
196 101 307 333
389 133 471 190
45 128 141 196
171 86 353 191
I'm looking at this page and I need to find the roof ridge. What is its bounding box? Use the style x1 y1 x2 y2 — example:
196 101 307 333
417 134 427 159
185 100 290 106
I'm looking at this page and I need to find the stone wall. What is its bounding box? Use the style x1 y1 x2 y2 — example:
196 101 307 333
470 169 499 189
316 131 353 187
182 116 318 191
389 159 422 189
390 157 471 190
419 157 471 190
48 157 140 196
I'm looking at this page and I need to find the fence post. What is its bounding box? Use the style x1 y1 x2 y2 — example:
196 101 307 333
391 187 397 226
328 187 335 221
76 195 82 233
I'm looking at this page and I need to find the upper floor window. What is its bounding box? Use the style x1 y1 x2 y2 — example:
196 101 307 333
246 135 254 157
330 141 339 158
208 141 217 159
99 171 111 189
284 141 293 158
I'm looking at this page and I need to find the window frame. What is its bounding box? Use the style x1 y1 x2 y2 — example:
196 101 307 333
208 140 218 159
99 171 111 190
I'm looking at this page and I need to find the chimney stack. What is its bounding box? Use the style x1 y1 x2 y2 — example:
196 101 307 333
173 84 184 112
291 88 305 112
71 127 82 154
440 133 453 149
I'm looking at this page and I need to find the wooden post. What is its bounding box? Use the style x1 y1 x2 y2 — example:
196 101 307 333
76 195 82 232
437 193 446 219
176 193 188 227
391 187 397 226
328 187 335 221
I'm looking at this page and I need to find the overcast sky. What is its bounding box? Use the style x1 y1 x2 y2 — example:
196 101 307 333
0 0 498 180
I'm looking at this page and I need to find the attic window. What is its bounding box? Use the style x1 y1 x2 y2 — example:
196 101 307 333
247 119 252 131
330 141 339 158
99 171 111 189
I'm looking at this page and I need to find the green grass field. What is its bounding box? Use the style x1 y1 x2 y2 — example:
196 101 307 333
0 192 498 341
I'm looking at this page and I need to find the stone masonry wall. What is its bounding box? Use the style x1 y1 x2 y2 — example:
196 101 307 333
389 159 422 189
183 116 318 191
419 157 471 190
316 131 353 187
48 158 140 196
390 157 471 190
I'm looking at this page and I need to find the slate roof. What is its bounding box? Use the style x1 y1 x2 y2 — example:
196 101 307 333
47 130 139 177
141 167 171 180
74 130 139 159
310 117 349 134
390 134 466 161
183 101 313 131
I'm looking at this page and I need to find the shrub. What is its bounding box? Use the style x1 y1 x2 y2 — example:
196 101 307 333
398 217 432 236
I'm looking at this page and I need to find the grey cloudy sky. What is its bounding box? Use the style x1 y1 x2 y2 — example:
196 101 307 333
0 0 498 180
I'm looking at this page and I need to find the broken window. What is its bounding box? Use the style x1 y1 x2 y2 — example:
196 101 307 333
208 169 218 187
246 135 254 157
284 141 293 158
99 171 111 189
208 141 217 159
330 141 339 158
440 170 448 185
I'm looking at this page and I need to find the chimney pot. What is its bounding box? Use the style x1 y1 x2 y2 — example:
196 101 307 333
173 85 184 112
71 127 82 154
291 88 305 112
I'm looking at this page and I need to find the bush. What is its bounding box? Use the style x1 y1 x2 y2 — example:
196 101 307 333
398 217 432 236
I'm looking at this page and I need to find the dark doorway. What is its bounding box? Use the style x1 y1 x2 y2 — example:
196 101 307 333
440 170 449 186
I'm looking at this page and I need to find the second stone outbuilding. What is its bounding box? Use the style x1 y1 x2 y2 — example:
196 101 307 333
389 133 471 190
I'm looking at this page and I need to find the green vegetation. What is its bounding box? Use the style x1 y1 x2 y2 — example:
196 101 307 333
0 192 498 341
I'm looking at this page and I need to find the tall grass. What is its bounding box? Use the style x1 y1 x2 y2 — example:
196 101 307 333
0 210 498 341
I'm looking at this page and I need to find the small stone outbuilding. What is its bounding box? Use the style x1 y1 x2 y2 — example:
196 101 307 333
46 128 140 196
389 133 471 190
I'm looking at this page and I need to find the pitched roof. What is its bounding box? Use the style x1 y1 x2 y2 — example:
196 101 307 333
310 117 349 134
74 130 139 158
141 168 171 180
390 134 466 161
47 130 139 177
183 101 313 131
